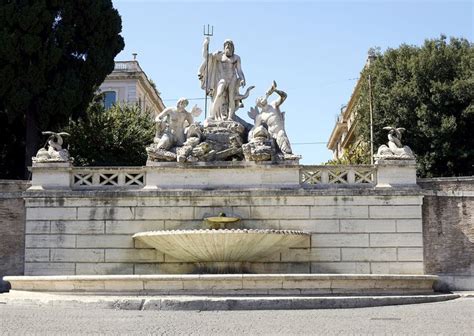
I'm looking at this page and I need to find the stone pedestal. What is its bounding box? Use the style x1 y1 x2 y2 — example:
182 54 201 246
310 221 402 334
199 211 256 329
144 161 300 189
375 159 417 188
28 162 73 191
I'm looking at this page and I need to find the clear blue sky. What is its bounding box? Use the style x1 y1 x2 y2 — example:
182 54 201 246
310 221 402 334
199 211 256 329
112 0 473 164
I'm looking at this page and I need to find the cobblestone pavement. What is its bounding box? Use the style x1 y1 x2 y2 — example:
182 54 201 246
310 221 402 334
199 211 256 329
0 297 472 335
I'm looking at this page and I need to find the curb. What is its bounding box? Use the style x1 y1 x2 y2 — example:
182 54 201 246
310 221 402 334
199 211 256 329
0 292 460 311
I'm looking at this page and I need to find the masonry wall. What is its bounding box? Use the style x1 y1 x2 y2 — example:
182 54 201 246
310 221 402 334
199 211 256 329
0 180 28 276
23 189 424 276
419 177 474 290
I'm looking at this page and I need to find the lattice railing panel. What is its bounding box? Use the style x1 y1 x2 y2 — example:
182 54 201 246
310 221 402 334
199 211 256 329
300 165 376 187
72 169 145 189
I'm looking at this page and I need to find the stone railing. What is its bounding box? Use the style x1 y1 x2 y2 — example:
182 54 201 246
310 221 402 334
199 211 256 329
72 167 145 190
300 165 376 187
28 160 417 191
113 61 142 73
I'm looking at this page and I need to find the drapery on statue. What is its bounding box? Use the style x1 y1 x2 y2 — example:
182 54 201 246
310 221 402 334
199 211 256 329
247 81 299 160
376 126 415 159
198 37 254 121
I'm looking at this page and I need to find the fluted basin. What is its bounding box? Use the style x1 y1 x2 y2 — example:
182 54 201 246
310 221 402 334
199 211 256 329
133 229 309 263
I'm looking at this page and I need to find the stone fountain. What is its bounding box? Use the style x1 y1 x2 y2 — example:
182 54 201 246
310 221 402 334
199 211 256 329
133 214 309 273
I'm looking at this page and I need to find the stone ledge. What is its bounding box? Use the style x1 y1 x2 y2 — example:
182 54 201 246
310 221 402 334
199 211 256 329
0 290 459 310
3 274 439 295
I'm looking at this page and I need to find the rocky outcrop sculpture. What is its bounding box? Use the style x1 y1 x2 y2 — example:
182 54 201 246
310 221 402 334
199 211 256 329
33 131 72 163
376 127 415 160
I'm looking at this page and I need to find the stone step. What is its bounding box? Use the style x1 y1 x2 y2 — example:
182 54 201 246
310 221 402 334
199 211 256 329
0 290 459 311
3 274 438 295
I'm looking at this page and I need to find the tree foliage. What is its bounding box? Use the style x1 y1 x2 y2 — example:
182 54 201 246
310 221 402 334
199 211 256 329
326 142 370 165
66 103 155 166
356 36 473 177
0 0 124 178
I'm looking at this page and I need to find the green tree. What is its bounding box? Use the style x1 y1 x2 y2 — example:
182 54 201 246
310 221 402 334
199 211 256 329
0 0 124 178
66 102 154 167
357 36 473 177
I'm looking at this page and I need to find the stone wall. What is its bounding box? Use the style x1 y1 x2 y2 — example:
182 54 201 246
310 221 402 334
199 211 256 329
419 177 474 290
23 189 424 276
0 180 29 276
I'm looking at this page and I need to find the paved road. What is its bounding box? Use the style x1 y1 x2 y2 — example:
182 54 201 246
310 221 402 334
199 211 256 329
0 297 472 335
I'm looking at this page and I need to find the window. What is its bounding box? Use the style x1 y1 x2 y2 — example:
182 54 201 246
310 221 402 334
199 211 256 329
103 91 117 109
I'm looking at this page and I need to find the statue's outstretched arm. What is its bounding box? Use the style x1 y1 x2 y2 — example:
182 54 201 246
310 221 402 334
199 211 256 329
202 37 210 59
273 89 287 108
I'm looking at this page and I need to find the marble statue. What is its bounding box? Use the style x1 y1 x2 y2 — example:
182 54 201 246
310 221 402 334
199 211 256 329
146 98 202 162
376 126 415 159
246 81 299 161
199 37 254 121
146 38 299 164
33 131 72 163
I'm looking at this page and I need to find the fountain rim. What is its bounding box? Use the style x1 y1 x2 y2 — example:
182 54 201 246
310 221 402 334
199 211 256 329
132 228 310 238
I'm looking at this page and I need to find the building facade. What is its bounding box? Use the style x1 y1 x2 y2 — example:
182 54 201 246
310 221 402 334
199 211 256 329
327 55 375 161
98 57 165 117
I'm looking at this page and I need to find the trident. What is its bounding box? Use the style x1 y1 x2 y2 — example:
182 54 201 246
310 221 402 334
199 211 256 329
203 24 213 119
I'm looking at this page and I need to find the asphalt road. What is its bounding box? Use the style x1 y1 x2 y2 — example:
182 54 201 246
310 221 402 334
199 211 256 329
0 297 472 335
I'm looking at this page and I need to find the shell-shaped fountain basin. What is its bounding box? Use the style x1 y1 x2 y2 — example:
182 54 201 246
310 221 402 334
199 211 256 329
133 229 310 262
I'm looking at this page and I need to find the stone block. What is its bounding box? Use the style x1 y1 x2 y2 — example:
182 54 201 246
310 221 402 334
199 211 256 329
312 196 422 206
105 220 165 234
104 280 144 292
311 262 370 274
51 220 105 234
25 249 50 262
75 263 134 275
242 276 282 289
281 248 340 262
375 160 417 188
340 219 396 233
311 234 369 247
241 219 280 230
183 278 242 290
164 220 202 230
24 262 75 276
25 221 50 234
341 248 397 262
144 279 184 291
369 206 421 219
51 249 104 262
25 235 76 248
194 206 234 220
134 263 195 275
105 249 164 263
279 219 339 233
77 207 134 220
135 207 194 220
250 206 310 219
396 219 423 232
248 262 310 274
397 248 424 261
310 206 369 219
76 235 134 248
370 233 423 247
26 207 76 220
29 164 71 190
371 262 424 274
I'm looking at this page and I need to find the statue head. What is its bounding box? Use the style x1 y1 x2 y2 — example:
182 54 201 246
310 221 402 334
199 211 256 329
223 39 234 57
176 98 189 110
256 96 267 108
